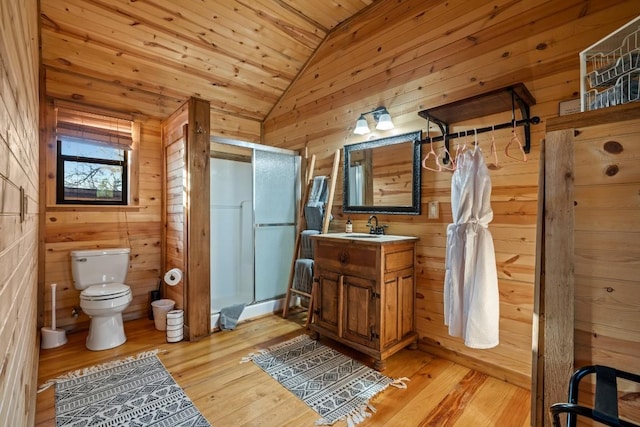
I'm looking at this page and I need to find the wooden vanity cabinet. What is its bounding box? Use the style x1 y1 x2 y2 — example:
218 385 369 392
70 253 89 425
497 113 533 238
309 234 418 371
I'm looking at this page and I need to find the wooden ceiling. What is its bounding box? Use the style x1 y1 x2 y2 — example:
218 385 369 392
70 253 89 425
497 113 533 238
40 0 377 120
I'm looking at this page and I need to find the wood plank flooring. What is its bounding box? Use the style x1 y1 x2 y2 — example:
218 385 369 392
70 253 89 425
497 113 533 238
36 312 531 426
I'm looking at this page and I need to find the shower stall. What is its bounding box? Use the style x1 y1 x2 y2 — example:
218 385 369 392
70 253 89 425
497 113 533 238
209 139 299 323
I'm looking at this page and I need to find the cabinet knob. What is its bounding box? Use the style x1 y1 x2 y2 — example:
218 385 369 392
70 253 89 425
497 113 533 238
338 250 350 265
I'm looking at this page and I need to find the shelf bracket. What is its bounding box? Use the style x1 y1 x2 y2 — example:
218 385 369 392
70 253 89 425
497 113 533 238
511 88 533 155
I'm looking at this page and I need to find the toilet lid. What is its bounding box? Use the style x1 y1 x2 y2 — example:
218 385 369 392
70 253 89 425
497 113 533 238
82 283 130 299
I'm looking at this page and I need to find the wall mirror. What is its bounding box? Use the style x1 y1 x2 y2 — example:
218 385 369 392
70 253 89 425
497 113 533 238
343 130 422 215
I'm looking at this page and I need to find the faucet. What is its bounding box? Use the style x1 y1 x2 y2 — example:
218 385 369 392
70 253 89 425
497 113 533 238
367 215 386 235
367 215 378 234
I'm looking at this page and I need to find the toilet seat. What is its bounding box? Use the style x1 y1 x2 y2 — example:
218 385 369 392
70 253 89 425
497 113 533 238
81 283 131 301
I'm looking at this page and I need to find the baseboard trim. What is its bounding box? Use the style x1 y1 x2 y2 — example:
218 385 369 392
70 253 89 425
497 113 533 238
418 341 531 390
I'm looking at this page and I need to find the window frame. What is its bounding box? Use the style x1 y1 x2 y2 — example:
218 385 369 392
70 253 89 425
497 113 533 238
55 138 129 205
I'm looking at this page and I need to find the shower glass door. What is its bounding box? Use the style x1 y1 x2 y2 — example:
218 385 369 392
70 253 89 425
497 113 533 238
253 150 298 302
210 157 254 312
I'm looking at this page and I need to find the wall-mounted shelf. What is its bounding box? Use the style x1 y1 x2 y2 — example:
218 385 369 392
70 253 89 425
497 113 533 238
417 83 539 157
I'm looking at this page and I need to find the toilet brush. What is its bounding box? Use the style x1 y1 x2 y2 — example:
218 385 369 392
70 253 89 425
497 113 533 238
41 283 67 349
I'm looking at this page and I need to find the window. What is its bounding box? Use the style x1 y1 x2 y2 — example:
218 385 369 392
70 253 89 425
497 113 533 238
54 104 135 205
57 138 128 204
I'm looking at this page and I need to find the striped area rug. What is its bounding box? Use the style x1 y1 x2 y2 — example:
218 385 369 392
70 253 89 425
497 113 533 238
43 351 210 427
243 334 408 426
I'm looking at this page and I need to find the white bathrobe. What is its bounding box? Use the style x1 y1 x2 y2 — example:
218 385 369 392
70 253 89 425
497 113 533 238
444 147 499 349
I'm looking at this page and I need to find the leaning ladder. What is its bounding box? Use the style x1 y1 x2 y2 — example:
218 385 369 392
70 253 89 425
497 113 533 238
282 149 340 324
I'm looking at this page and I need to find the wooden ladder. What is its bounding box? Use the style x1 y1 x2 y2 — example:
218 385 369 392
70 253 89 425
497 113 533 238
282 149 340 325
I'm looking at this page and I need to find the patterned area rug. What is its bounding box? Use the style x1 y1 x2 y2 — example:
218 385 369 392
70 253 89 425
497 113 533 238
42 350 210 427
243 335 408 426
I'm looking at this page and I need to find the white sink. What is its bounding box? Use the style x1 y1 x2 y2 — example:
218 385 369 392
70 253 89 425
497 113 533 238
317 233 418 242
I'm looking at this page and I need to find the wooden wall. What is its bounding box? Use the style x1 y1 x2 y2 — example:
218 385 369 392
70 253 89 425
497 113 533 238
161 98 211 340
41 101 163 331
162 104 188 311
263 0 640 388
0 0 40 424
539 105 640 425
210 110 260 144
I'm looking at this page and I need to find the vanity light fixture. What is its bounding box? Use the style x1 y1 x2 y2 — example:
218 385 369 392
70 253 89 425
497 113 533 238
353 106 394 135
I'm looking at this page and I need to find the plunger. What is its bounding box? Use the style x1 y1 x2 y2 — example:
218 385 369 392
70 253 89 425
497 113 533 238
41 283 67 349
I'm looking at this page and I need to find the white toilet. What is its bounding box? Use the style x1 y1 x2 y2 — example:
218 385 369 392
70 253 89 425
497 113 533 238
70 248 133 351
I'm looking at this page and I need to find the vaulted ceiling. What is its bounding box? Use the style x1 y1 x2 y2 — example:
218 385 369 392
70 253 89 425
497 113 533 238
40 0 377 120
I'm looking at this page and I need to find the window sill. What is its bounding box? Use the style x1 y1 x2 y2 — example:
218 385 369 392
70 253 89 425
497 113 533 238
46 204 142 212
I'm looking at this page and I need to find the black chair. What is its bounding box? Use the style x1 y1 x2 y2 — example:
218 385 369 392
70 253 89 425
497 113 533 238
549 365 640 427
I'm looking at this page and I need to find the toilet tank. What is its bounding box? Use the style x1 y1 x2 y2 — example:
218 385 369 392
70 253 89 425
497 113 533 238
70 248 130 290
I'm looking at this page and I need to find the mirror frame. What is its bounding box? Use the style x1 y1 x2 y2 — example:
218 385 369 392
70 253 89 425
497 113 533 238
343 130 422 215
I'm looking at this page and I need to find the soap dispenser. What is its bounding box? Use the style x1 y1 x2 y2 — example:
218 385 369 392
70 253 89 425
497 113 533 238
345 217 353 233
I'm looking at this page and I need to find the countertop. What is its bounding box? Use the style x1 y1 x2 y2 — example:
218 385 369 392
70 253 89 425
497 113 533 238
311 232 418 244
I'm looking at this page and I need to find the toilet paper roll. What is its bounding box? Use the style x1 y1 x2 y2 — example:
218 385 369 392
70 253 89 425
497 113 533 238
164 268 183 286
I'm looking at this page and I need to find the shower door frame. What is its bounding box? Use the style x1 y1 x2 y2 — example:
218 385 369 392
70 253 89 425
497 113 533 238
209 137 300 312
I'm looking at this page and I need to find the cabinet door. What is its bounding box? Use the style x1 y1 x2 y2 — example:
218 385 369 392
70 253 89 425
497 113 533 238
381 272 414 349
342 275 378 349
315 270 340 334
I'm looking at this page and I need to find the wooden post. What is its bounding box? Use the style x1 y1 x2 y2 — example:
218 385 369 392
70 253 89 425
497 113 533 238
541 129 575 425
186 97 211 341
